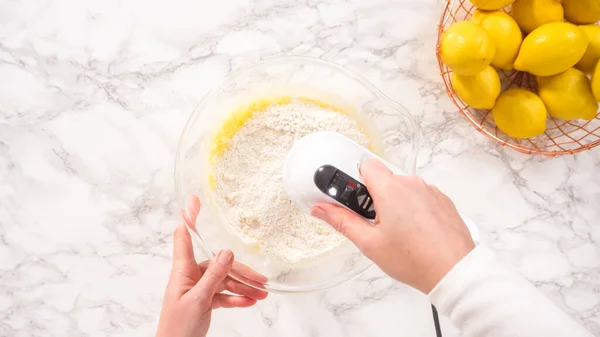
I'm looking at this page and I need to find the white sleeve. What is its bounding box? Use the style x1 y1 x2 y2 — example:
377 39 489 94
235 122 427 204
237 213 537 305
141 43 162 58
428 245 592 337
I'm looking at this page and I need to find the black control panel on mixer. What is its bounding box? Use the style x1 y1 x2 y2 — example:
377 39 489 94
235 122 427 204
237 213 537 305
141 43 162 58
313 165 376 220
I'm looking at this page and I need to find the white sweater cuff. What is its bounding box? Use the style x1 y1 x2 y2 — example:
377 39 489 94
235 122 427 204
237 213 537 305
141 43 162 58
427 245 495 309
426 245 593 337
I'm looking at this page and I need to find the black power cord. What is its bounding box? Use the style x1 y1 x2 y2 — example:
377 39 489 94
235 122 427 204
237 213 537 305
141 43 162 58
431 305 443 337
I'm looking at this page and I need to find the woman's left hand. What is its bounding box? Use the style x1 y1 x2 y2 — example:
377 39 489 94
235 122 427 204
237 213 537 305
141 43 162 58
157 197 268 337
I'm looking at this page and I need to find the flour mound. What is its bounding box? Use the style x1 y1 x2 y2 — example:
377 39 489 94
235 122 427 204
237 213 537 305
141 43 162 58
212 100 369 263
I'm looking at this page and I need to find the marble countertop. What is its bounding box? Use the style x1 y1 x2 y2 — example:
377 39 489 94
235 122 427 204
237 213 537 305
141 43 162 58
1 0 599 336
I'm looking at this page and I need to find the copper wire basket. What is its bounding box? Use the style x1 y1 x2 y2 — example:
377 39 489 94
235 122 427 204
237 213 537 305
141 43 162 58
437 0 600 156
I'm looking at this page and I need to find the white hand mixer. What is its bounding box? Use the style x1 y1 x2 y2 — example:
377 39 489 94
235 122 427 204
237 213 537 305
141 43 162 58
282 131 479 241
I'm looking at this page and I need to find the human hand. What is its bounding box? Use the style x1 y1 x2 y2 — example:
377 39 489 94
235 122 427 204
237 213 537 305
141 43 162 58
157 196 268 337
310 159 475 294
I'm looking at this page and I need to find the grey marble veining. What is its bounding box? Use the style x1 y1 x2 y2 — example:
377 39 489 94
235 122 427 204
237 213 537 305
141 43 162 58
1 0 599 336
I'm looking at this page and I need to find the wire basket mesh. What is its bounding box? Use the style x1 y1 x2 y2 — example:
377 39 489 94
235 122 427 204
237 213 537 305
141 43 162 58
437 0 600 156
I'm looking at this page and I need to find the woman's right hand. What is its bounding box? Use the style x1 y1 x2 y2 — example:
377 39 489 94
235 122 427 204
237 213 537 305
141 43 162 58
311 159 475 294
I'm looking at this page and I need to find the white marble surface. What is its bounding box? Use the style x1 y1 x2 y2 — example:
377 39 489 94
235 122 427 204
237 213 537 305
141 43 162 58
1 0 599 336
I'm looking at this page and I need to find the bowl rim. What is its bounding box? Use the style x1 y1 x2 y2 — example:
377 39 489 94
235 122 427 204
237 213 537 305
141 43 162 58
174 55 420 293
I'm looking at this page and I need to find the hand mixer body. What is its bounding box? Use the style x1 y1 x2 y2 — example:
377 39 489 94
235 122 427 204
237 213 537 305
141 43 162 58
282 131 480 242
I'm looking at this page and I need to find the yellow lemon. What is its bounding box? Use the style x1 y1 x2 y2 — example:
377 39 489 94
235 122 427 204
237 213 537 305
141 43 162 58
510 0 564 33
440 22 496 75
471 0 516 10
575 25 600 74
537 68 598 121
591 61 600 102
563 0 600 25
451 66 501 109
492 89 547 139
514 22 589 76
471 10 523 70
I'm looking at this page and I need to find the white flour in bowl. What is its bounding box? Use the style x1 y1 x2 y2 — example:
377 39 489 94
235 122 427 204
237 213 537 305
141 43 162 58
212 100 369 263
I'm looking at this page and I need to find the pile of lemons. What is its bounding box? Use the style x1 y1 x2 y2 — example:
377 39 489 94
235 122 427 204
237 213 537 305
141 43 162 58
440 0 600 139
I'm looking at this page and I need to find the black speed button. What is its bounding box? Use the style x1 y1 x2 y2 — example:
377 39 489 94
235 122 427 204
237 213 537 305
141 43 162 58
340 186 354 202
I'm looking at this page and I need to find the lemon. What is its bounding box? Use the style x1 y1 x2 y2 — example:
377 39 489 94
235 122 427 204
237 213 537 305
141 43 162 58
510 0 564 34
492 89 547 139
575 25 600 74
471 10 523 70
514 22 589 76
471 0 516 10
563 0 600 25
440 22 496 75
537 68 598 121
591 61 600 102
451 66 501 109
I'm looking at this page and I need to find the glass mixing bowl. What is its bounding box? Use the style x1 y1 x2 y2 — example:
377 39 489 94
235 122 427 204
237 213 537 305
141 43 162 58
175 56 420 293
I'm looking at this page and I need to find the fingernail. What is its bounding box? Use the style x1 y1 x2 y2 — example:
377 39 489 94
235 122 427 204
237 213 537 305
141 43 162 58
311 207 328 222
217 249 233 265
358 154 372 174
